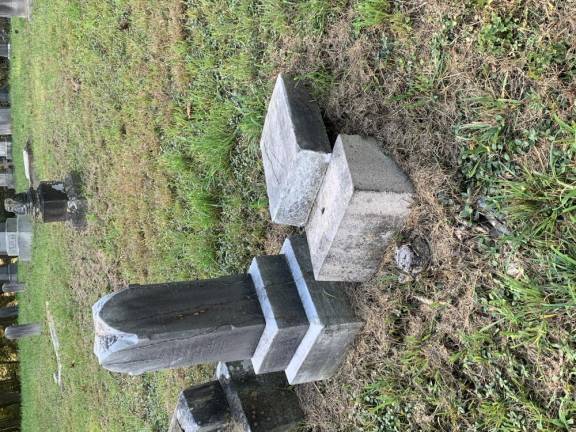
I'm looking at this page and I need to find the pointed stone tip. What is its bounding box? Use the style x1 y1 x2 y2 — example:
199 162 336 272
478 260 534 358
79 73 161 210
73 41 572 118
92 290 138 370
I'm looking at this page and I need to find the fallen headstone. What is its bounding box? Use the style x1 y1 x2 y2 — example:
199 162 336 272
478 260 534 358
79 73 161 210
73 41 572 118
260 74 331 227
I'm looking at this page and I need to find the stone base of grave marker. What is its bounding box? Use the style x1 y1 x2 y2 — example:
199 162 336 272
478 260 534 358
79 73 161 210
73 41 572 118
281 235 363 384
306 134 414 282
169 361 303 432
260 74 331 227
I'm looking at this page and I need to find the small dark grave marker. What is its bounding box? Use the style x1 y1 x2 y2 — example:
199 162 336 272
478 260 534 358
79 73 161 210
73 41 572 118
5 176 87 228
169 361 304 432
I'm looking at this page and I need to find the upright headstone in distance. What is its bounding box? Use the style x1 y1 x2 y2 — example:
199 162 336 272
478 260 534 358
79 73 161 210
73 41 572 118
0 306 18 319
0 263 17 283
306 135 414 282
0 216 33 262
4 178 87 228
260 74 331 227
0 0 31 18
5 323 41 340
0 169 14 189
0 108 10 135
2 282 26 293
0 43 9 58
0 138 12 160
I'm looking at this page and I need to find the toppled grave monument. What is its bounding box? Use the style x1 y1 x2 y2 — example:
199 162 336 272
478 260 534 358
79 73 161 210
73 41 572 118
92 235 361 384
260 73 415 282
260 74 331 227
169 361 303 432
4 176 87 229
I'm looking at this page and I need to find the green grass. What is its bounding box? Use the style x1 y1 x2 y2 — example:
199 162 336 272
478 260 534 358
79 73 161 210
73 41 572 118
9 0 576 431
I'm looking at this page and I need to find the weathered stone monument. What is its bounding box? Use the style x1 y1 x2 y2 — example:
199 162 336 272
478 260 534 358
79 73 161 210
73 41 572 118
93 235 361 384
260 74 331 227
0 87 9 105
4 178 86 228
169 361 303 432
0 138 12 160
0 0 31 18
5 323 41 340
2 282 25 293
0 263 17 283
0 108 10 135
260 72 415 282
0 43 9 59
306 135 414 281
0 216 33 261
0 168 14 189
0 305 17 319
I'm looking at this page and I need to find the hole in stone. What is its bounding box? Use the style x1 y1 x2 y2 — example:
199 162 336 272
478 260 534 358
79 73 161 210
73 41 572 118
321 207 325 215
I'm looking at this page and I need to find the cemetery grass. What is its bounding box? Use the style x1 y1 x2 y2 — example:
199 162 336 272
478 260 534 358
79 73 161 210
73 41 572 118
9 0 576 431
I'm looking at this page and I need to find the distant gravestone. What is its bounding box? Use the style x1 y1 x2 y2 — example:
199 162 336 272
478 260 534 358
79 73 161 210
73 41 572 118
92 235 361 384
4 177 87 228
0 108 10 135
0 169 14 189
2 282 26 293
169 360 303 432
0 0 31 18
260 74 331 227
306 135 414 282
0 216 33 262
0 87 9 105
0 138 12 160
5 323 41 340
0 263 17 283
0 306 17 319
0 43 9 58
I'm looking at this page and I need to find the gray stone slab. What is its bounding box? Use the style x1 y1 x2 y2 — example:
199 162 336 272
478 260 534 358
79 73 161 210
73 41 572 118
92 277 266 375
0 172 14 189
5 323 41 340
260 74 331 227
2 282 26 293
281 235 363 384
0 0 31 18
306 134 414 282
217 361 304 432
0 263 17 283
0 109 10 135
170 381 233 432
248 256 308 374
0 43 9 58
